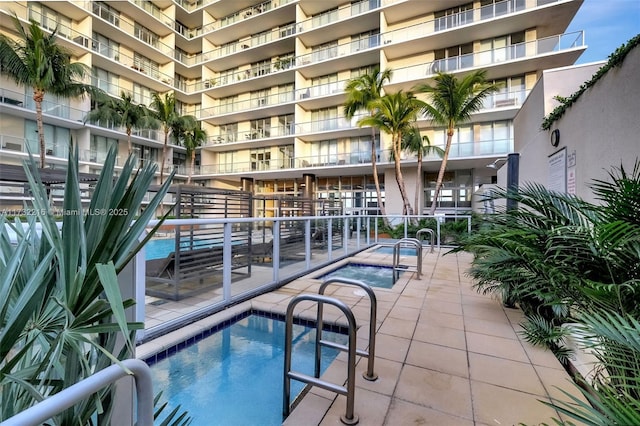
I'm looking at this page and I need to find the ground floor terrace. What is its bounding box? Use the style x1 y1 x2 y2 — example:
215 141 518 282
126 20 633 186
138 246 587 426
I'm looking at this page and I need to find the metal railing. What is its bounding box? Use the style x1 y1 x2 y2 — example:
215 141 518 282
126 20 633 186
416 228 435 253
393 238 423 280
283 294 359 425
319 278 378 381
0 359 154 426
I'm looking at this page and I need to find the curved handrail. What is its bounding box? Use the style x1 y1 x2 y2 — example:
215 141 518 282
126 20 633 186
416 228 435 253
394 238 422 279
0 359 154 426
319 277 378 381
283 294 359 425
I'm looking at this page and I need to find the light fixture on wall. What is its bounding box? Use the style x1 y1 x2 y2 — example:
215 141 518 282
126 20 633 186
486 158 508 169
550 129 560 147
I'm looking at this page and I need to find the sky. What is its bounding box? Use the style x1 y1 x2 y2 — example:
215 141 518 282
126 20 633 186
566 0 640 64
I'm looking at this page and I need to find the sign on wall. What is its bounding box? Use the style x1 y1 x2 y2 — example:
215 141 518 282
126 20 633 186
548 148 567 193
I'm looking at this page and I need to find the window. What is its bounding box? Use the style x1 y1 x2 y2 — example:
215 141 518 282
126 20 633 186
434 3 473 32
92 1 120 26
92 67 119 96
350 136 379 164
478 32 526 65
278 114 294 136
310 140 338 165
312 8 338 27
351 0 380 15
29 3 72 38
251 29 272 45
432 125 473 158
351 30 380 52
433 42 474 72
311 74 339 96
25 120 70 158
250 148 271 171
92 32 120 60
251 89 269 108
311 108 339 132
277 84 294 103
350 65 377 78
133 83 153 106
133 53 159 78
424 169 473 210
132 144 159 168
250 59 271 77
90 135 118 163
218 96 237 114
134 23 159 47
249 118 271 139
218 123 238 143
312 41 338 62
478 120 513 154
480 0 526 20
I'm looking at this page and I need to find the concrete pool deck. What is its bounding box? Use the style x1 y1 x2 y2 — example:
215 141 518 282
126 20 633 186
138 248 588 426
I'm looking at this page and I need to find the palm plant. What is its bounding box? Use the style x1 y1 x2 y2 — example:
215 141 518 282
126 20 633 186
344 68 392 220
85 91 152 155
0 143 175 423
150 92 179 184
400 127 444 216
359 91 423 216
414 71 497 215
183 121 207 184
0 15 97 168
453 161 640 424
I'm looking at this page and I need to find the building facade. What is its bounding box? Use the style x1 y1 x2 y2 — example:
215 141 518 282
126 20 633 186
0 0 586 216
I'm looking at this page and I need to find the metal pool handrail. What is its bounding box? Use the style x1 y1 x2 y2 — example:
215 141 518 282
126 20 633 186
283 294 359 425
0 359 154 426
393 238 422 279
416 228 435 253
318 277 378 381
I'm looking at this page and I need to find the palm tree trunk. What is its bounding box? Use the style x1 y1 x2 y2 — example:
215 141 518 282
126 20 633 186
394 134 413 216
34 90 46 168
126 128 132 156
429 132 453 216
370 126 388 227
415 150 423 218
160 128 168 184
188 150 195 184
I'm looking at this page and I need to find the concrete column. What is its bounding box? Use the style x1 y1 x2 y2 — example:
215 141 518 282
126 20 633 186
303 173 315 215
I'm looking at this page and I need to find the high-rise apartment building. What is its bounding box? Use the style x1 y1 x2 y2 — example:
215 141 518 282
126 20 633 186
0 0 585 215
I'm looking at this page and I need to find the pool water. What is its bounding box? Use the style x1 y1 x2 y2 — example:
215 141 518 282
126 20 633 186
318 263 398 289
148 313 346 426
144 238 234 260
373 246 418 256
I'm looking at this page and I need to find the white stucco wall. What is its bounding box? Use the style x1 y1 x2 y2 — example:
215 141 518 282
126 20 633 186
513 46 640 204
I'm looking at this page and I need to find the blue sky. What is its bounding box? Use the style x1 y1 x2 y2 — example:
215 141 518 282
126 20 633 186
567 0 640 64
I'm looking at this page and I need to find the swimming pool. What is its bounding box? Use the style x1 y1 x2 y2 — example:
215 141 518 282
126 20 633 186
146 311 346 425
144 238 237 260
317 263 398 289
373 246 417 256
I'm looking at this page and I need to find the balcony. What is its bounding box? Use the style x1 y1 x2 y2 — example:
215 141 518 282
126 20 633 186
204 126 296 149
294 114 367 141
388 31 585 90
200 92 295 123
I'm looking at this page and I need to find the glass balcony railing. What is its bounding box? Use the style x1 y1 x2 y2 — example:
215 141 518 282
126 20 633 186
200 92 295 118
0 88 86 122
296 79 347 100
296 35 380 67
390 31 584 84
295 114 366 134
297 0 381 33
205 126 295 146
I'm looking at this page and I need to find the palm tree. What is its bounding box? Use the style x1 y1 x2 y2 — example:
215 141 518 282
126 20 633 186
149 92 178 184
344 68 392 219
414 71 497 215
183 121 207 184
169 114 200 183
359 91 423 216
85 91 151 155
401 127 444 215
0 15 96 168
